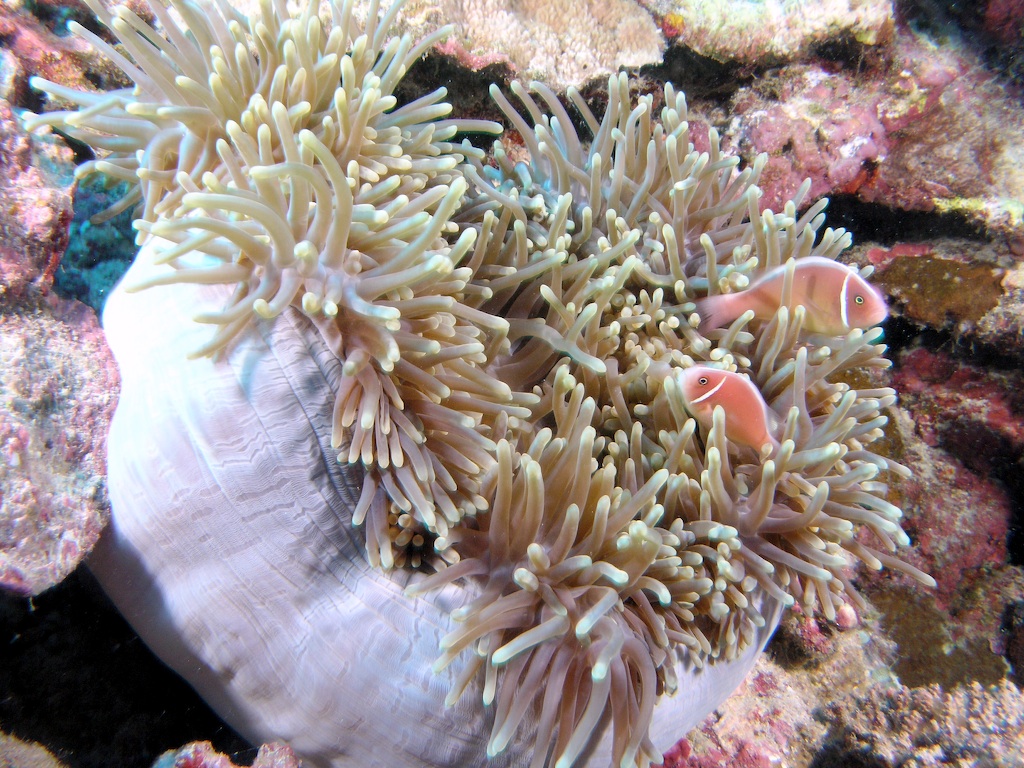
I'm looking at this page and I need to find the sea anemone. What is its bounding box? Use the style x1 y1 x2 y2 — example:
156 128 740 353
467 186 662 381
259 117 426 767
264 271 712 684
26 0 934 766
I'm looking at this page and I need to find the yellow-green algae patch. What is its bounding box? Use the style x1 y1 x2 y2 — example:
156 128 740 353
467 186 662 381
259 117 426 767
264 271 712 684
877 254 1004 327
870 589 1008 688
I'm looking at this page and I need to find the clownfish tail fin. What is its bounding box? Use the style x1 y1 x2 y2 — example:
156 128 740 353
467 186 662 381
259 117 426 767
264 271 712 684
694 294 741 334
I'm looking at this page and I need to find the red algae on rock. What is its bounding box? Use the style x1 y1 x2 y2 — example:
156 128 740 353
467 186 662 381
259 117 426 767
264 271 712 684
894 348 1024 483
864 351 1024 677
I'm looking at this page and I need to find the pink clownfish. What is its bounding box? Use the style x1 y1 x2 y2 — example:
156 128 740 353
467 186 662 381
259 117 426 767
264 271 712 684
695 256 888 335
678 366 779 451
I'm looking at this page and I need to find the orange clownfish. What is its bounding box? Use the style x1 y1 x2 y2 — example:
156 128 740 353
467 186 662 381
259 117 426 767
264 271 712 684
695 256 888 335
678 366 779 451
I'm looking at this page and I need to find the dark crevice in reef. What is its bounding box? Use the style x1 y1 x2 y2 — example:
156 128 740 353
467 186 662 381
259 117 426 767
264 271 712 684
876 316 936 359
0 568 249 768
403 46 757 168
886 314 1024 381
23 0 105 37
1007 484 1024 567
764 617 836 671
823 196 987 247
998 444 1024 565
398 51 515 135
807 35 864 70
808 742 894 768
52 176 137 314
1000 601 1024 687
643 46 754 102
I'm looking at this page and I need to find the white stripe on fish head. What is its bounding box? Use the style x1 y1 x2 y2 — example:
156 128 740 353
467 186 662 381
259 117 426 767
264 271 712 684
689 372 727 406
839 270 852 330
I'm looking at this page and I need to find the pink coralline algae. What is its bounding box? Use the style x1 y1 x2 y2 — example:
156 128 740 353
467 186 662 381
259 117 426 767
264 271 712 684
887 435 1011 607
155 741 300 768
894 348 1024 489
857 40 1024 228
0 294 119 595
657 736 774 768
730 65 891 213
723 33 964 215
725 25 1024 233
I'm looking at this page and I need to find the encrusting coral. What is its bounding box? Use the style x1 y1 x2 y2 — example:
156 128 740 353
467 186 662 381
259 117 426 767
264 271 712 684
25 0 934 766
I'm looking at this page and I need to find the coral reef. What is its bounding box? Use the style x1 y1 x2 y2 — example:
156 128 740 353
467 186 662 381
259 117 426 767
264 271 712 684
652 629 1024 768
728 65 892 214
874 347 1024 671
0 0 132 109
823 680 1024 766
643 0 894 64
175 0 665 93
864 239 1024 361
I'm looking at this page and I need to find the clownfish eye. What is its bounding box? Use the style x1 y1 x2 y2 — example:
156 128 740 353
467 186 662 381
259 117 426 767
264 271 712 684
698 376 709 386
854 295 865 305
